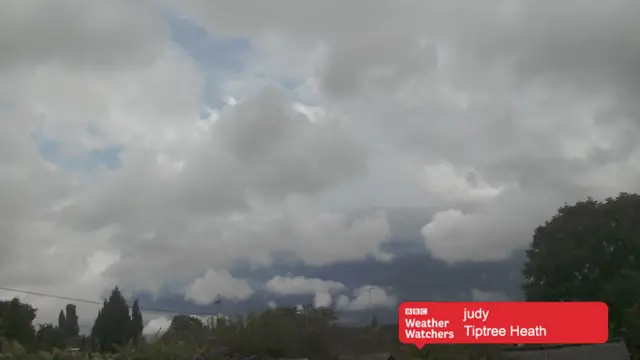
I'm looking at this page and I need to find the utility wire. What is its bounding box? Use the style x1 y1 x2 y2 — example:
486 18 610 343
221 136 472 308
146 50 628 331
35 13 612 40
0 286 221 317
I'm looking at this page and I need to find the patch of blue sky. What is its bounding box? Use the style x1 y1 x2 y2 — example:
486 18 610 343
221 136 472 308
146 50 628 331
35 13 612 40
35 135 122 173
166 12 250 72
279 78 307 94
201 72 238 109
164 10 252 108
36 13 252 174
32 119 124 173
164 9 315 109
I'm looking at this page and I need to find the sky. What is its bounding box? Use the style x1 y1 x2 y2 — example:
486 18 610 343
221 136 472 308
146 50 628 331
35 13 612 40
1 0 640 334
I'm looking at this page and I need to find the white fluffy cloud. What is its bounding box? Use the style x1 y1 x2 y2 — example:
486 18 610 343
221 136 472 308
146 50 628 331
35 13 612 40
265 275 346 296
419 161 504 206
471 289 508 302
266 275 347 308
314 292 333 308
185 269 254 305
3 0 640 328
143 316 172 336
336 286 397 311
264 277 395 310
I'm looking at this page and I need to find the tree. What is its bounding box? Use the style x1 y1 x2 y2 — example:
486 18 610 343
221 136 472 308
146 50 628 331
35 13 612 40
57 310 66 332
64 304 80 338
91 305 106 351
162 314 206 344
129 299 144 345
90 287 132 352
167 314 204 333
212 305 337 357
522 193 640 351
370 315 379 329
1 298 36 349
36 323 67 351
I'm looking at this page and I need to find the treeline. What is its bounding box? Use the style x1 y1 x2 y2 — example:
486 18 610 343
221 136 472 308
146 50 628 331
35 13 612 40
0 287 144 353
161 305 340 358
0 296 411 358
0 297 506 359
154 306 504 359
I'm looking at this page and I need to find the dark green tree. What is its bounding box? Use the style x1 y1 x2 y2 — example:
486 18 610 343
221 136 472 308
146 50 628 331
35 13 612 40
64 304 79 338
522 193 640 352
90 305 106 351
129 299 144 345
162 314 205 344
57 310 66 331
90 287 131 352
1 298 36 349
370 315 379 329
212 305 337 357
167 314 204 333
36 323 67 351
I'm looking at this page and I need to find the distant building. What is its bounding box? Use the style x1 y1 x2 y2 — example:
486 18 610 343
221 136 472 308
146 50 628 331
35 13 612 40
503 340 631 360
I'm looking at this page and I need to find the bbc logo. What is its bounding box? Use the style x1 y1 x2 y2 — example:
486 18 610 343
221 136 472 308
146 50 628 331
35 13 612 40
405 308 428 315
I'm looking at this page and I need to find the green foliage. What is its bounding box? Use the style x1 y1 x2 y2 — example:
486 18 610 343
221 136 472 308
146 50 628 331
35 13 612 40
55 313 64 338
0 299 36 350
161 315 206 346
0 302 509 360
167 314 204 333
35 325 66 352
523 192 640 352
129 300 143 346
63 306 79 339
212 305 340 358
157 305 342 358
90 287 133 352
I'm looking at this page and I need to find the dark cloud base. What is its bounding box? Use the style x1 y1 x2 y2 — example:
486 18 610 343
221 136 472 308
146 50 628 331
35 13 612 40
134 207 525 324
137 207 525 325
138 247 525 325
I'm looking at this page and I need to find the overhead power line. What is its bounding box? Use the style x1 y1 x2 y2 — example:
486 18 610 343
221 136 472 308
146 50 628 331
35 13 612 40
0 286 221 317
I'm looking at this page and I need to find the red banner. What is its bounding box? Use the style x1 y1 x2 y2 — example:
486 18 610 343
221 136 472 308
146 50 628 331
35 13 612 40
398 301 608 347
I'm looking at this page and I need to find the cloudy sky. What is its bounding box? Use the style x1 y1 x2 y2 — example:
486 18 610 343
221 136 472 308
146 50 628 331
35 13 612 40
1 0 639 333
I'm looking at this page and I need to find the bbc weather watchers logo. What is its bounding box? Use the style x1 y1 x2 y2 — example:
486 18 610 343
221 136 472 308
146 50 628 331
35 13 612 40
405 307 429 316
